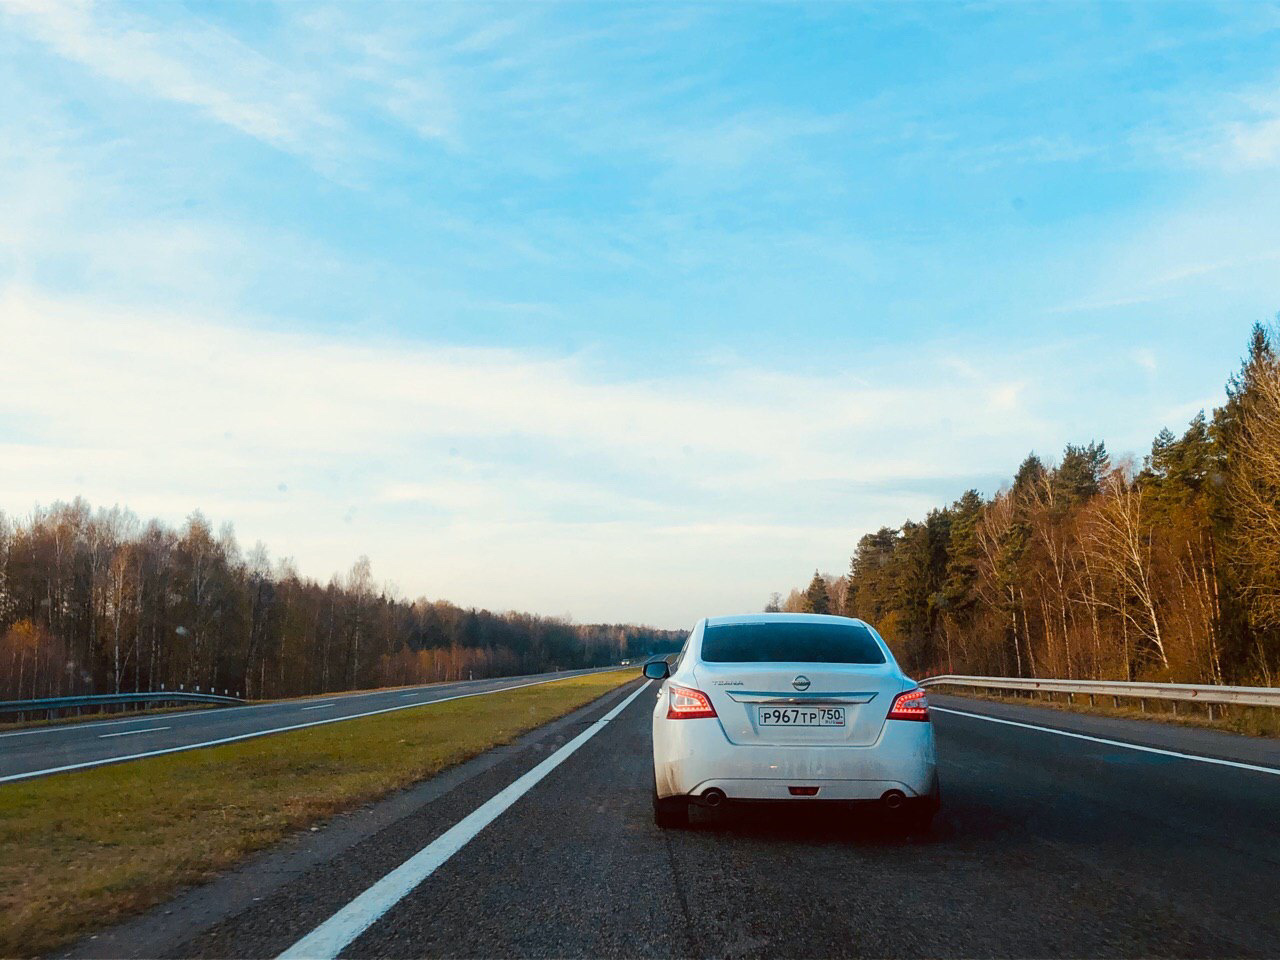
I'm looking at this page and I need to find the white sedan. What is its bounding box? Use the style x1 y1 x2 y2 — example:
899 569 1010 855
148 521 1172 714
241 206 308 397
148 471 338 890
644 613 939 829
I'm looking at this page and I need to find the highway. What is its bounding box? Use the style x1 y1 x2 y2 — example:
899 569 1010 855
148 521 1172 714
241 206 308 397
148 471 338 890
67 679 1279 959
0 668 615 784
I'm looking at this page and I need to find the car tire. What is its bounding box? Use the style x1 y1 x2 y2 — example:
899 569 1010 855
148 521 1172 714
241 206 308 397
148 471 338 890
652 790 689 829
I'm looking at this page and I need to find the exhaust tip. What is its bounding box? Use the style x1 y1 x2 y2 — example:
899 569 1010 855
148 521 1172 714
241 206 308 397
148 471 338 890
881 789 906 810
701 787 727 807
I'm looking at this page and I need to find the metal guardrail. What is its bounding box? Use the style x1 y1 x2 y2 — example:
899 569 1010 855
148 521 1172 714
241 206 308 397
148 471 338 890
0 690 246 719
918 674 1280 712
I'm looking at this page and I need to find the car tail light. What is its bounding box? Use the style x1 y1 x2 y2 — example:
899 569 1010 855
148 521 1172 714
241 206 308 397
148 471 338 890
667 684 717 719
887 687 929 721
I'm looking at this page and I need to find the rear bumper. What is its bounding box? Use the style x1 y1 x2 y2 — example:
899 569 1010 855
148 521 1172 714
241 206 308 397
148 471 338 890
684 776 934 802
653 713 937 801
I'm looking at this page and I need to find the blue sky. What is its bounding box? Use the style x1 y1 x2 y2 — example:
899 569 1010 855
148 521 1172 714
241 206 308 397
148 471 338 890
2 1 1279 627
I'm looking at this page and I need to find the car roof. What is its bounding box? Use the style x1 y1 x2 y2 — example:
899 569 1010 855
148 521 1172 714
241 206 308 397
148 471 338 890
703 613 871 628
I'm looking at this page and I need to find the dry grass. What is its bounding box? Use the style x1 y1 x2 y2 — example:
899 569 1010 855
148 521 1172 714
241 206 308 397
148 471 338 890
0 669 636 958
936 686 1280 738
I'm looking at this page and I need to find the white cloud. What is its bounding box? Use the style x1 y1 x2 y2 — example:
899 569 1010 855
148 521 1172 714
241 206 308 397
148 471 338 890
4 3 1264 626
0 287 1105 626
3 0 345 160
1134 349 1158 375
1139 71 1280 172
1214 78 1280 169
0 0 466 176
1048 183 1280 324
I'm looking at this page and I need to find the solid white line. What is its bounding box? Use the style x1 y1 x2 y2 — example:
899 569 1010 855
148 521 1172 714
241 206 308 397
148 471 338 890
0 673 622 784
932 706 1280 776
277 681 651 960
98 726 171 739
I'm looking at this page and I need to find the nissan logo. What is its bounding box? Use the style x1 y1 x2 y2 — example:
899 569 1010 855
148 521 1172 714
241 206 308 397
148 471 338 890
792 675 811 691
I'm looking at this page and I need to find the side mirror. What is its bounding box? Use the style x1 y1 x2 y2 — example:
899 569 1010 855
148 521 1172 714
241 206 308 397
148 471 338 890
643 661 670 680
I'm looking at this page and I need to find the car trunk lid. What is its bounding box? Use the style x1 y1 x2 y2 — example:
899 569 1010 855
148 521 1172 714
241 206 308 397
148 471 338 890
692 661 902 746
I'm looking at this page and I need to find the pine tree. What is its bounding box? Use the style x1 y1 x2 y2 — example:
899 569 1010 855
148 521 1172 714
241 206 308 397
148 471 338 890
1056 441 1109 505
1143 413 1214 517
804 571 831 615
1220 321 1280 678
845 527 900 620
1012 453 1046 501
942 490 985 626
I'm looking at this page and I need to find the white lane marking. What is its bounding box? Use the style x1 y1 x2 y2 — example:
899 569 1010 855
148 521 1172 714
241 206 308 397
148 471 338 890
0 673 621 784
0 714 191 738
301 703 336 711
932 706 1280 776
400 693 422 699
278 681 651 960
98 726 171 739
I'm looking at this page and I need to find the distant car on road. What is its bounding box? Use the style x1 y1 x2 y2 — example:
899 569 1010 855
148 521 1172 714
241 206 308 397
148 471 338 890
620 659 632 666
645 613 939 829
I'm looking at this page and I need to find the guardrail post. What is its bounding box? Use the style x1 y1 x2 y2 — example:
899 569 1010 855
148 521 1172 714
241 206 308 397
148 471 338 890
1207 703 1215 721
1140 698 1146 713
1171 700 1178 716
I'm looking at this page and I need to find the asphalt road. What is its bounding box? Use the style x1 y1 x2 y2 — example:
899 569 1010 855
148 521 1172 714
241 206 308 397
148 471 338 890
0 667 616 783
69 679 1279 959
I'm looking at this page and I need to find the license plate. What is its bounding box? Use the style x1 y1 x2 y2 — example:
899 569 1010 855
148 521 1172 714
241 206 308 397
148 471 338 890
757 706 845 727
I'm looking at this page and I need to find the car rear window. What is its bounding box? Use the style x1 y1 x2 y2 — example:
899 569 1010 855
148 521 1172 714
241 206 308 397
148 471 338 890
700 622 887 664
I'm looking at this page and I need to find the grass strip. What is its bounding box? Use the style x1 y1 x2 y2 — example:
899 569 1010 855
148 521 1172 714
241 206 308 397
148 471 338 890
0 669 637 958
935 686 1280 738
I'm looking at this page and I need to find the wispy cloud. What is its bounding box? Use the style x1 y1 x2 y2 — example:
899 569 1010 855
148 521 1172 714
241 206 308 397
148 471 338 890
1134 349 1158 375
0 0 474 177
2 1 1274 623
1223 86 1280 168
1137 69 1280 172
3 0 346 163
1 288 1131 624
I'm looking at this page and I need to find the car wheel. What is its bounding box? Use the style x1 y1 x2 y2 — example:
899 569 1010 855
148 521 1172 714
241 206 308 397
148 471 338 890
652 790 689 829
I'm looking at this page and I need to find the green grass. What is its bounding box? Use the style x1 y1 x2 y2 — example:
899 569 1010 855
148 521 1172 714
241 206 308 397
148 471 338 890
935 686 1280 738
0 669 636 958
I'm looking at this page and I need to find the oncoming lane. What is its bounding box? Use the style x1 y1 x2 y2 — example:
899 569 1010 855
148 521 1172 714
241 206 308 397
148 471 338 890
0 667 617 784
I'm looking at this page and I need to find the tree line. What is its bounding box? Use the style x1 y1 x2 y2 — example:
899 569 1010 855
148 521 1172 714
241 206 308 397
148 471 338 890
0 507 684 701
775 323 1280 687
